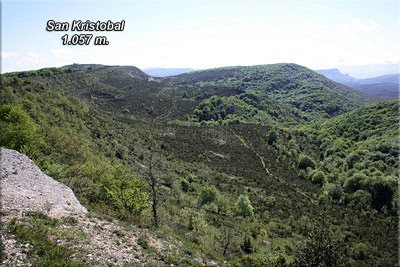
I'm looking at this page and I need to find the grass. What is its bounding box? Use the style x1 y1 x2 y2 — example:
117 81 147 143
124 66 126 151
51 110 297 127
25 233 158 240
7 212 86 267
114 229 126 237
138 237 148 249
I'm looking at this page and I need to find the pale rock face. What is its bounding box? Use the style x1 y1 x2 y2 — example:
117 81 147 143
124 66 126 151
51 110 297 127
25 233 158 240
0 148 87 218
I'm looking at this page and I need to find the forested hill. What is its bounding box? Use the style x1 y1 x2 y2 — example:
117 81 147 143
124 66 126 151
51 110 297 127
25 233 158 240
4 63 372 123
63 63 154 81
167 63 372 119
318 100 398 141
299 100 399 211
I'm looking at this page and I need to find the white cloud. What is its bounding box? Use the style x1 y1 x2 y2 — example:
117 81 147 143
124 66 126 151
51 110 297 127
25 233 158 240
1 51 41 73
1 51 19 59
51 48 71 59
26 52 40 63
351 18 378 33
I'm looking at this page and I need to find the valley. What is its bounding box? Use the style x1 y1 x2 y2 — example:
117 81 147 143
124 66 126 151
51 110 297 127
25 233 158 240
0 63 398 266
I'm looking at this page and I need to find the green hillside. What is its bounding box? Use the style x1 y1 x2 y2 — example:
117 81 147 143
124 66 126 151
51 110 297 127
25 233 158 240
295 100 399 211
319 100 398 141
5 65 307 126
168 63 371 120
176 91 308 126
0 65 398 266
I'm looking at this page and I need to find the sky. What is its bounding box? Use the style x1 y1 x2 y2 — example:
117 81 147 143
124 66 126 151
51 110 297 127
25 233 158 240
1 0 399 76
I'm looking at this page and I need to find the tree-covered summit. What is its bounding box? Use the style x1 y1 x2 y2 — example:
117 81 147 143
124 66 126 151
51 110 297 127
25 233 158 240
168 63 372 119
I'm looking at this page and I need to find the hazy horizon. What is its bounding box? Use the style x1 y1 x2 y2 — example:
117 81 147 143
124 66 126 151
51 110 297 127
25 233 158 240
2 61 399 79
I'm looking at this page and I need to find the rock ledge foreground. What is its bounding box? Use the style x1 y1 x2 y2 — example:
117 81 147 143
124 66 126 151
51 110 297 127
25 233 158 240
0 147 87 218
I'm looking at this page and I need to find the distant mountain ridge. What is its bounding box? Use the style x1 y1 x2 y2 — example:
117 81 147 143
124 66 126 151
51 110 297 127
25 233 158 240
358 73 399 84
316 68 358 84
317 68 399 100
143 68 194 77
339 63 399 79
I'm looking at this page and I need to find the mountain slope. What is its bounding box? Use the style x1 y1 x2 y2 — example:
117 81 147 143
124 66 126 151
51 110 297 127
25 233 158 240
0 65 398 266
300 100 399 210
353 74 399 100
319 100 398 139
350 83 398 100
6 65 307 126
167 63 371 120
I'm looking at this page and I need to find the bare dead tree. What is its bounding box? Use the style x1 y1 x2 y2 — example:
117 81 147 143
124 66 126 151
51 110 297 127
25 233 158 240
147 146 158 227
223 228 232 256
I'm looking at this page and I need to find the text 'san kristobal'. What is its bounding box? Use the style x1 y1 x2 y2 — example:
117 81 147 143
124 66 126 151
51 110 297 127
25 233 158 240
46 20 125 32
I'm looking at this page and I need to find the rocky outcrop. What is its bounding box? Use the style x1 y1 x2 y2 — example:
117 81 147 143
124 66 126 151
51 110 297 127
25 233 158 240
0 148 87 218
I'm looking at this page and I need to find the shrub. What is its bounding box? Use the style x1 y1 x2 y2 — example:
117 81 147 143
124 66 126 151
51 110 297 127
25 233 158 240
351 242 371 261
311 171 325 186
0 105 42 157
266 196 277 207
294 221 345 267
180 179 190 192
114 229 126 237
323 183 343 201
101 165 150 218
203 202 219 213
371 160 386 172
138 237 148 249
365 176 397 211
241 234 255 253
199 185 220 205
344 173 368 193
234 195 254 218
298 155 316 170
267 130 278 145
350 190 372 210
215 195 231 214
239 252 287 267
346 152 361 169
326 173 339 183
